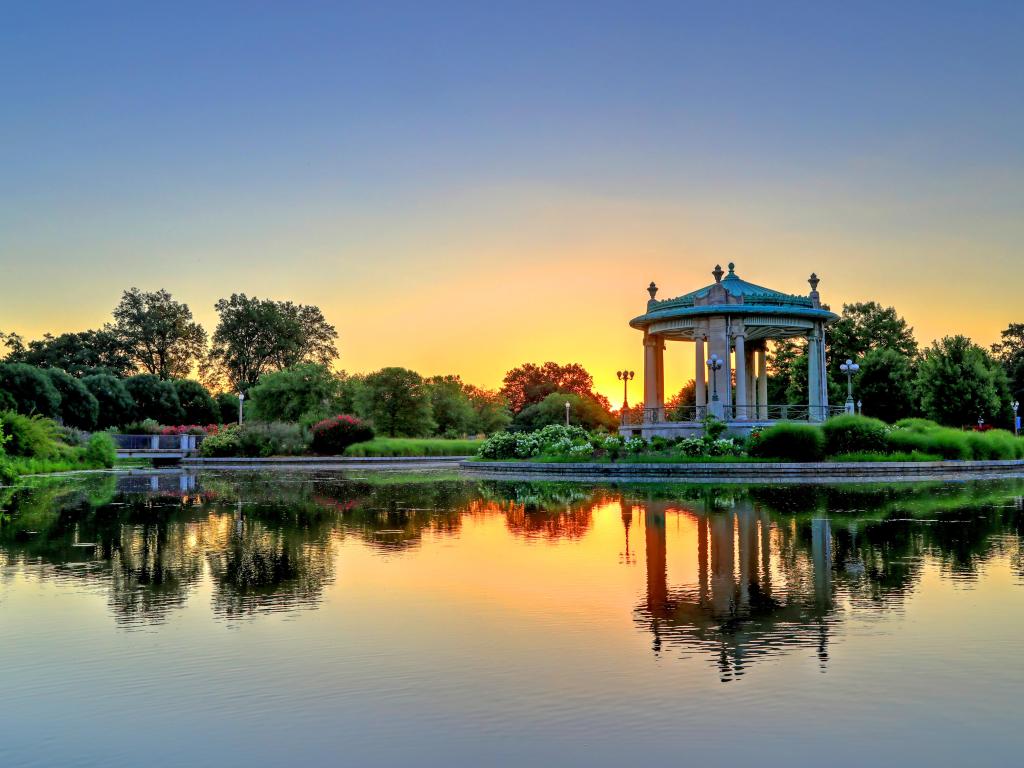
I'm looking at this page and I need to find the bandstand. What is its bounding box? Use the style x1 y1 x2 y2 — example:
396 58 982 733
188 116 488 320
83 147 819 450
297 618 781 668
622 263 841 439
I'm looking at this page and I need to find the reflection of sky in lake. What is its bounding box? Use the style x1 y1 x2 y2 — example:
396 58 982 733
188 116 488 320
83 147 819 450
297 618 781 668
1 471 1023 767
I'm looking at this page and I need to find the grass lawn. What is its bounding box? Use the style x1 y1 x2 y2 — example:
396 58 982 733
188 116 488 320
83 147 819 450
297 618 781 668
344 438 482 457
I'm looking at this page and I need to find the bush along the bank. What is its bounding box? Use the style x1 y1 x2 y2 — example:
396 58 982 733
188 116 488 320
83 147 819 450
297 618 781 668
199 422 310 458
311 415 374 455
748 423 827 462
0 411 116 479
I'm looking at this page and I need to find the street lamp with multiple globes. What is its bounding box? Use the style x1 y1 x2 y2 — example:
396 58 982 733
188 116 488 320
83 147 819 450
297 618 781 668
840 358 860 414
617 370 635 408
706 354 722 400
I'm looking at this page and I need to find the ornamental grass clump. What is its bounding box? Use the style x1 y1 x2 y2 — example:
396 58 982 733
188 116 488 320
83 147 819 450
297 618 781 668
748 423 825 462
822 414 890 456
310 415 374 455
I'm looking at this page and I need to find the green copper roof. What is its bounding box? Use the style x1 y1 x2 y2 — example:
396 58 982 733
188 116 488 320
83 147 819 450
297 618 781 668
630 263 839 329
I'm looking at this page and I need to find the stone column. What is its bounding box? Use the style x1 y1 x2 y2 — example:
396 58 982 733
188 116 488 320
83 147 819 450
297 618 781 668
734 334 747 420
807 329 822 421
757 345 768 419
654 337 665 418
643 333 664 422
695 336 706 412
745 346 756 412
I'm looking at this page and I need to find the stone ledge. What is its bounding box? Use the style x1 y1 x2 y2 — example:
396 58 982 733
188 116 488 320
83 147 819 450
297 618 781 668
184 455 470 465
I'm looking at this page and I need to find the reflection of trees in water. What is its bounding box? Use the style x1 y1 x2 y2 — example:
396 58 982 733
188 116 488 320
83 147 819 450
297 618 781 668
474 480 612 541
629 480 1024 681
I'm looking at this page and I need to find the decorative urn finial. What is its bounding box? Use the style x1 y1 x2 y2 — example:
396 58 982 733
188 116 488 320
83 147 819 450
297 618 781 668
647 281 658 301
712 264 724 283
808 272 820 293
727 262 736 275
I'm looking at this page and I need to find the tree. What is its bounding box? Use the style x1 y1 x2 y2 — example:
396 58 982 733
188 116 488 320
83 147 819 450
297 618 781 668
206 294 338 391
463 385 512 435
992 322 1024 400
214 392 241 425
356 367 435 437
425 375 477 437
666 379 696 420
172 379 219 424
45 368 99 429
916 336 1005 427
124 374 185 424
109 288 207 379
514 392 619 432
500 362 610 413
828 302 918 390
248 363 342 423
2 329 131 377
854 348 917 423
83 374 136 429
767 339 803 404
0 363 61 417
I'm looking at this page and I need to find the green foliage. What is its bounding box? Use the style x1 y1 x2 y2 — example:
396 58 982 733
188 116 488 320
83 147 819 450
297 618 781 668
83 433 117 468
310 415 374 455
992 322 1024 400
831 451 942 462
205 293 338 391
0 389 15 412
748 423 826 462
356 367 435 437
45 367 99 429
199 422 309 457
125 374 185 424
828 301 918 380
513 392 617 432
344 438 481 457
464 385 512 435
500 361 611 414
1 329 131 377
855 347 918 423
198 427 242 457
0 412 60 458
887 425 971 459
248 363 342 423
172 379 219 424
822 414 890 455
425 375 477 437
916 335 1006 427
109 287 207 379
82 373 135 429
0 363 61 417
702 414 727 440
215 392 240 424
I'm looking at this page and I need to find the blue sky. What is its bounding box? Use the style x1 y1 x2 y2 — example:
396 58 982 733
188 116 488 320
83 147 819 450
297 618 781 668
2 1 1022 398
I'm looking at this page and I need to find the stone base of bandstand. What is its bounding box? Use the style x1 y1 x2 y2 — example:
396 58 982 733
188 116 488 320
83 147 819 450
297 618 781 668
619 420 794 441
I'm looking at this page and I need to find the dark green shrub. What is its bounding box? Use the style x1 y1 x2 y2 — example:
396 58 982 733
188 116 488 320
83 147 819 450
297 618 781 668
748 423 825 462
965 429 1021 460
0 390 16 411
236 421 308 457
0 411 59 458
215 392 240 424
0 363 61 417
172 379 219 424
310 415 374 455
822 414 890 456
893 418 942 432
45 368 99 430
82 374 136 429
84 432 117 467
125 375 184 424
199 427 242 457
888 426 970 459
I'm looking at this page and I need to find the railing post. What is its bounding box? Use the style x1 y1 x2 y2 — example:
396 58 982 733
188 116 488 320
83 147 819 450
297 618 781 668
150 435 159 451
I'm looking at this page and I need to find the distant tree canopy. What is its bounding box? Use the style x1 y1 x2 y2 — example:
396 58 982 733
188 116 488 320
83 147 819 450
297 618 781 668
247 363 343 424
0 363 62 418
356 367 435 438
501 362 609 413
109 288 207 379
0 329 132 377
854 347 917 424
45 367 99 429
992 322 1024 400
916 336 1008 427
206 293 338 392
514 392 619 432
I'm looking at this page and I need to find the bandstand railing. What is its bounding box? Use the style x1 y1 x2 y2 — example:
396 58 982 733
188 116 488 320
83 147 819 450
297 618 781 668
622 404 844 425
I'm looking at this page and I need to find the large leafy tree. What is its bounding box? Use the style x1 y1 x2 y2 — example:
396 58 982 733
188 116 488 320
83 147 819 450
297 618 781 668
0 363 61 417
514 392 619 432
501 362 610 413
172 379 220 424
124 374 185 424
992 322 1024 400
854 348 917 423
45 368 100 429
916 336 1007 427
109 288 207 379
247 363 342 423
425 375 477 437
462 384 512 435
1 329 131 377
206 294 338 392
827 302 918 380
356 367 435 437
82 374 136 429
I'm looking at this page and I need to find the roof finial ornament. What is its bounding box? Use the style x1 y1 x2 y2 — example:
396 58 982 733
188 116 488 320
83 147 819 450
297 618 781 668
808 272 820 293
712 264 724 283
727 262 736 275
647 281 658 301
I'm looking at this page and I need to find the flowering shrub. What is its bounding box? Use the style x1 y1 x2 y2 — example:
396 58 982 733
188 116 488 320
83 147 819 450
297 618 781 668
625 437 647 455
310 415 374 455
478 431 542 459
160 424 225 436
705 438 741 456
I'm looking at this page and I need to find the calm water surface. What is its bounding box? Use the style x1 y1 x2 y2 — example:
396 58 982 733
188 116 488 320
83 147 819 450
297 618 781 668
2 470 1023 767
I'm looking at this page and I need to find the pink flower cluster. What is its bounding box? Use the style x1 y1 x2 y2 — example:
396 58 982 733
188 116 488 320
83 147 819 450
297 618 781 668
159 424 228 436
311 414 365 433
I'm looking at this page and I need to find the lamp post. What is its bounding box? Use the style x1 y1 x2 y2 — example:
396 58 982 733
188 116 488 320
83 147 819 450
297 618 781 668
565 400 571 427
238 392 245 426
706 354 723 419
840 359 859 414
1014 400 1020 436
857 399 863 416
616 370 635 408
977 416 985 431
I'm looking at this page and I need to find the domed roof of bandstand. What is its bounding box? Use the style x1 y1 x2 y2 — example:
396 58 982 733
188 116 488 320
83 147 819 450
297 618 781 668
630 263 839 333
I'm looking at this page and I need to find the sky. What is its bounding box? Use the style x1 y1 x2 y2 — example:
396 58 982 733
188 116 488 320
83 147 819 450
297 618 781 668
2 1 1022 406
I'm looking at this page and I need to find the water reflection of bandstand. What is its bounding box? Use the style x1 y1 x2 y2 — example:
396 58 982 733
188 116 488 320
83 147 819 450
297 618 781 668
635 499 837 681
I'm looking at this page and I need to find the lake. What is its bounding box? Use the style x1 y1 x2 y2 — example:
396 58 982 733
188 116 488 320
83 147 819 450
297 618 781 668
2 470 1023 767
